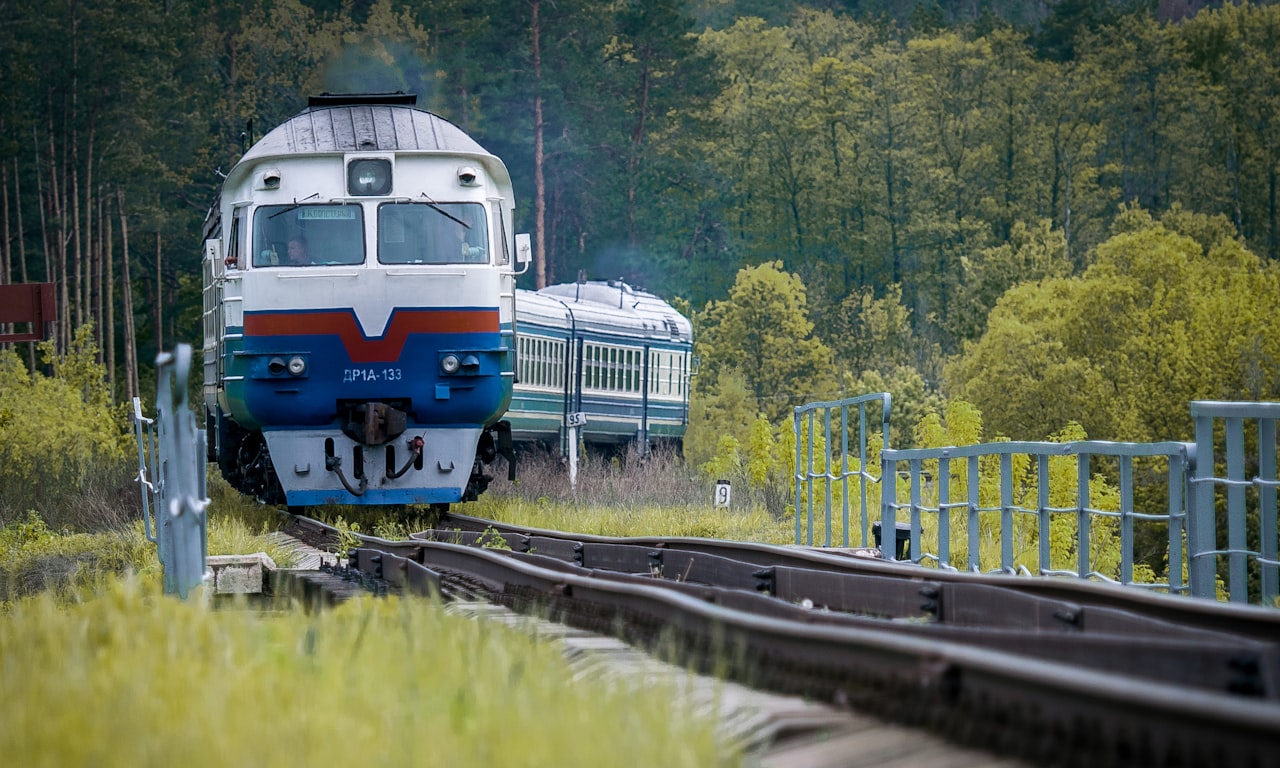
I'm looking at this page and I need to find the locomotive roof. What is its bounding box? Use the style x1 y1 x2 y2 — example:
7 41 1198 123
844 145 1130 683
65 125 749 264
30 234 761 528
224 98 513 196
241 103 490 159
517 281 692 343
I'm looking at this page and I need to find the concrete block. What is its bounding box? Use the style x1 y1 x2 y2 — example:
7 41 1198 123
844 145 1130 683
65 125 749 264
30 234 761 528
206 552 278 594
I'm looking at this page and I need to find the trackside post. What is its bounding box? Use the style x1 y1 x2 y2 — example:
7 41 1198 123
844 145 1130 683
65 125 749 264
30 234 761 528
133 344 210 598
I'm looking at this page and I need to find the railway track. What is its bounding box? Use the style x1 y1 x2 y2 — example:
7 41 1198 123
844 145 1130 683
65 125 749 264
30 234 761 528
279 512 1280 768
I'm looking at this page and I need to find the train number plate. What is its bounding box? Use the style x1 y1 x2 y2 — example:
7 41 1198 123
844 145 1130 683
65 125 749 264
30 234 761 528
343 367 403 383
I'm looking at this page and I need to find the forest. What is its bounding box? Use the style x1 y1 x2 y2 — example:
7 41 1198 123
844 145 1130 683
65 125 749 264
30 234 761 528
1 0 1279 457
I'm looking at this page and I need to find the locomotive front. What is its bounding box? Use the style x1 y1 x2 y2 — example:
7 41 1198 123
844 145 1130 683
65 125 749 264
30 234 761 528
201 93 525 509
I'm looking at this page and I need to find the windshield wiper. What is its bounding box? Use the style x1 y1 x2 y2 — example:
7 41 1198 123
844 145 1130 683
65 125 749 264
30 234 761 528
418 193 470 228
268 193 322 219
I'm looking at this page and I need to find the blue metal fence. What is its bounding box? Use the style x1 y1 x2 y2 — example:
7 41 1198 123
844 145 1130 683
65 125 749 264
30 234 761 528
792 393 890 548
793 396 1280 606
1190 401 1280 605
878 440 1193 593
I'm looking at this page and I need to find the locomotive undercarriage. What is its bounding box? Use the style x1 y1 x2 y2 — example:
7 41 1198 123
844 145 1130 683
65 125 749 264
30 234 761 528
212 406 513 509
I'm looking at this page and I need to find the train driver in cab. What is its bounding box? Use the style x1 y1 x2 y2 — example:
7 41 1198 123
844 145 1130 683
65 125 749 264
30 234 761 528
286 236 310 265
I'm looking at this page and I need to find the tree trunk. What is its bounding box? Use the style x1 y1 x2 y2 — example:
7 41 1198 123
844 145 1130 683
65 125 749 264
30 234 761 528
1 156 9 345
71 3 82 335
104 194 115 401
84 120 95 350
72 160 83 330
154 230 163 352
14 158 27 286
118 190 138 403
532 0 547 289
47 113 70 351
94 187 104 363
626 55 652 249
1 160 9 287
14 157 34 369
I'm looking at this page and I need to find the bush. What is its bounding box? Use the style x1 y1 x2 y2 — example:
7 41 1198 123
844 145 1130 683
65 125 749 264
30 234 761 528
0 327 139 531
0 512 155 606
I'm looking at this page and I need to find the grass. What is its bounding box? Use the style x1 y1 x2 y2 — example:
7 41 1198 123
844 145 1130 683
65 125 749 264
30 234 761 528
460 447 795 544
0 447 783 767
0 576 735 767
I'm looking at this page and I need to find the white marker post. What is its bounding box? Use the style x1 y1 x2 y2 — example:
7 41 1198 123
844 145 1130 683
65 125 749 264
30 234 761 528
714 479 731 509
567 412 587 490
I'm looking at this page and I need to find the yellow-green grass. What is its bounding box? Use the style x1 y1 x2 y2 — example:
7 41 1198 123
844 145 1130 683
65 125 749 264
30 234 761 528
460 496 795 544
1 575 735 767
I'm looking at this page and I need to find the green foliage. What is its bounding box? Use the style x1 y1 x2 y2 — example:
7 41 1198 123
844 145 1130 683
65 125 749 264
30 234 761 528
694 261 838 424
476 526 512 551
701 434 743 481
947 208 1280 443
331 516 364 555
0 329 135 530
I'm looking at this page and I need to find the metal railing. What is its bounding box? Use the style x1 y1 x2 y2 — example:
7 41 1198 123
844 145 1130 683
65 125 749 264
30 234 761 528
793 396 1280 606
792 393 890 548
1190 401 1279 604
132 344 209 598
878 440 1193 593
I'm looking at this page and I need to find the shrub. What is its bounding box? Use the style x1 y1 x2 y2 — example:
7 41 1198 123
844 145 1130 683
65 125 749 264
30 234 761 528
0 327 138 531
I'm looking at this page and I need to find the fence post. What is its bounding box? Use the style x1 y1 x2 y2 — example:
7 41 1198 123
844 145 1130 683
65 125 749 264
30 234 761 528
134 345 210 598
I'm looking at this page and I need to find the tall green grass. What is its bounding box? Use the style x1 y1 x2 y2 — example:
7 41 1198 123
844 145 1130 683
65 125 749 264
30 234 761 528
0 576 735 767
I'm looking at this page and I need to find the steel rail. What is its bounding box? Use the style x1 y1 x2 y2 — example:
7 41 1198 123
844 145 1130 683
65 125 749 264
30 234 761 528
338 533 1280 768
437 511 1280 643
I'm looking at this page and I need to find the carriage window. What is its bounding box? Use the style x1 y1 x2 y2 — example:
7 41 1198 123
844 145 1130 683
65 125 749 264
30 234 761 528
253 205 365 267
378 202 489 264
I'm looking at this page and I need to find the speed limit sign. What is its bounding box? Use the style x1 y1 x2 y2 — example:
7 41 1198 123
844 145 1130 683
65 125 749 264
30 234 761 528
714 480 731 508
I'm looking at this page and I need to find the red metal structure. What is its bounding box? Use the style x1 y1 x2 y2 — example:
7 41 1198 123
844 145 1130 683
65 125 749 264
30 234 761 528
0 282 56 342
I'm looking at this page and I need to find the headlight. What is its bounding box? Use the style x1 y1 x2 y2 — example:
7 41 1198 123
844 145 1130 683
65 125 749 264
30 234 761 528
348 158 392 196
441 354 461 374
287 356 307 376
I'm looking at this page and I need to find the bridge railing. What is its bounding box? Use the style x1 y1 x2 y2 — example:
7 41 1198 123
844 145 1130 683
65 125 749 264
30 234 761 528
794 396 1280 606
878 440 1194 594
1190 401 1279 604
792 393 890 548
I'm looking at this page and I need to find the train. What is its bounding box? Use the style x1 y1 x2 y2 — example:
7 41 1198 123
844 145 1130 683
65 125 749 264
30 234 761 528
509 279 693 456
200 93 691 511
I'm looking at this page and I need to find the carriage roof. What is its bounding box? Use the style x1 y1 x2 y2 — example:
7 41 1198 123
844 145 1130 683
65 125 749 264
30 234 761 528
517 282 692 343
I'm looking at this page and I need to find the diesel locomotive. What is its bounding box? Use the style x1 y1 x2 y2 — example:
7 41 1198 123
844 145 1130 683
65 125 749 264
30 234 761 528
201 93 526 509
201 93 692 511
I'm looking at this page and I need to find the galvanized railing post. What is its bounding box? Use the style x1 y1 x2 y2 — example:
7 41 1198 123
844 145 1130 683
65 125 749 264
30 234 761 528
132 344 210 598
132 397 158 544
1188 401 1280 604
879 449 896 560
1190 409 1217 598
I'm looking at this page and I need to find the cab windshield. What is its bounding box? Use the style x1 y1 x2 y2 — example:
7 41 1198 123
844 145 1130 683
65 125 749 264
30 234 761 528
253 204 365 267
378 202 488 264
